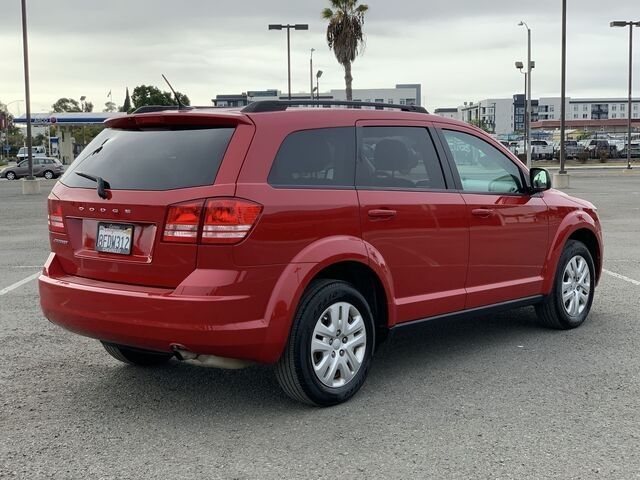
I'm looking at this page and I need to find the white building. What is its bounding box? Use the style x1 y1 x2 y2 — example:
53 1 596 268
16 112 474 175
213 84 423 107
433 107 459 120
435 96 640 135
329 84 422 106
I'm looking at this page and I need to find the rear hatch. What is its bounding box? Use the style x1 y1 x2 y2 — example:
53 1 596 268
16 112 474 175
48 111 254 288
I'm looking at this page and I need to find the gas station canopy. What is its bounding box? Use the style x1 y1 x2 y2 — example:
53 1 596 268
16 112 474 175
13 111 123 126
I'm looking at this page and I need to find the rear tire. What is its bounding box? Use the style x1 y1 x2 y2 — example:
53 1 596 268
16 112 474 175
275 279 375 406
5 171 16 180
535 240 595 329
101 341 173 366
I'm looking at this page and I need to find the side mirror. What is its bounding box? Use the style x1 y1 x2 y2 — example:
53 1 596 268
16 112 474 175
529 167 552 192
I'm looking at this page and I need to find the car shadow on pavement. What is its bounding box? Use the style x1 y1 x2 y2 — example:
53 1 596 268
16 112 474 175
58 306 560 418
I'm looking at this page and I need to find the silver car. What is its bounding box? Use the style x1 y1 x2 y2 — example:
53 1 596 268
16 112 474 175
1 157 64 180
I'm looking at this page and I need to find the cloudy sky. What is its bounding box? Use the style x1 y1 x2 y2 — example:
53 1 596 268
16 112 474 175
1 0 638 114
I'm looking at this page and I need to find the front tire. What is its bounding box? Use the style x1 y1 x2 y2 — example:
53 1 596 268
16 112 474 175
5 171 16 180
43 170 54 180
535 240 595 329
101 341 173 366
275 280 375 406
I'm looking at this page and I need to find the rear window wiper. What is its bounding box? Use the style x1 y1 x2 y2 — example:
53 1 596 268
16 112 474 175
75 172 111 199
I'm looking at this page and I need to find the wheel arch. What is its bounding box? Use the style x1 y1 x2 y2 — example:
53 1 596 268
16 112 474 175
568 228 601 283
311 261 390 345
542 214 603 293
257 236 395 363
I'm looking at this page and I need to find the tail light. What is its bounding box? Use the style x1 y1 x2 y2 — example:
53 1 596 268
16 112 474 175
162 198 262 245
202 199 263 244
47 198 65 233
163 200 204 243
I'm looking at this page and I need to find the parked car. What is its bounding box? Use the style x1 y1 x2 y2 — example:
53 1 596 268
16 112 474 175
619 143 640 158
585 139 617 159
39 102 603 406
17 145 46 160
531 140 554 160
1 157 64 180
562 140 586 158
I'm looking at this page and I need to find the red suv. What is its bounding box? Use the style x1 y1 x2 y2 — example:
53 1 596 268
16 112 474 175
39 101 603 406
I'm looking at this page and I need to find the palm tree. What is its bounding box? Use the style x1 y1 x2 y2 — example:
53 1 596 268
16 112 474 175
322 0 368 101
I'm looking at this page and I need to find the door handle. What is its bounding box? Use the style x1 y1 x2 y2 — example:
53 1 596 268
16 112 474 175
368 209 397 219
471 208 494 218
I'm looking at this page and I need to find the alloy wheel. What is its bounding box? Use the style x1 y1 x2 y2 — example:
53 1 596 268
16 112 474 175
561 255 591 316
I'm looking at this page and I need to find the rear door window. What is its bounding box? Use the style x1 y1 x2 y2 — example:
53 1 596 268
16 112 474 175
268 127 355 187
61 127 235 191
356 126 446 190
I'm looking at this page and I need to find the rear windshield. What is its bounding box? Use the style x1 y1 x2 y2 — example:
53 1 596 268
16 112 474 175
61 127 234 191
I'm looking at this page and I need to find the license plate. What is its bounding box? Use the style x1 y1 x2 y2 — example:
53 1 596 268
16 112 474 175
96 223 134 255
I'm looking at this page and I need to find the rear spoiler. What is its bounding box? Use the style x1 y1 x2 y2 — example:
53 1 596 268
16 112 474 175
105 110 253 129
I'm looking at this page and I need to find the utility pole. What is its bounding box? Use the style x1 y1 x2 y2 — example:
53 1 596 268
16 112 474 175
269 24 309 100
21 0 34 181
310 48 315 101
526 26 532 168
519 21 533 168
610 20 639 169
559 0 567 175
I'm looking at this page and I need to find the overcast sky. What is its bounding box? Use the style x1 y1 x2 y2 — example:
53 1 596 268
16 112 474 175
1 0 638 114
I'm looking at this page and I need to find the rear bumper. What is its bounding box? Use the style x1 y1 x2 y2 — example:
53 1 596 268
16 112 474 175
38 253 284 363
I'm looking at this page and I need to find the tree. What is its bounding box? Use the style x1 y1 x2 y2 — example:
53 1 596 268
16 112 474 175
469 119 492 133
83 101 94 113
131 85 190 110
32 133 46 146
0 100 25 157
51 98 82 113
120 87 132 113
104 101 117 112
322 0 368 101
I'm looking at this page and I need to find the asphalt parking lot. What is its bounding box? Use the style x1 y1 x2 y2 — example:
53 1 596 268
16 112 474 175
1 170 639 479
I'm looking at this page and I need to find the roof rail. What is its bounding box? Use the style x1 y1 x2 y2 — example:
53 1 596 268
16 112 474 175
241 100 429 114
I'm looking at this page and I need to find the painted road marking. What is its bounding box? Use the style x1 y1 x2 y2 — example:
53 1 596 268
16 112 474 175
603 269 640 287
0 272 41 296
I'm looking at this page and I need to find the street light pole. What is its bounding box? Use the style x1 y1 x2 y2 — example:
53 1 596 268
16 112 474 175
611 21 640 170
519 21 533 168
269 24 309 101
310 48 315 100
316 70 323 101
20 0 34 180
560 0 568 174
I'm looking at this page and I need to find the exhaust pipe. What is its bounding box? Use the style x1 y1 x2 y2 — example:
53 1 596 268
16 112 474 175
171 344 252 370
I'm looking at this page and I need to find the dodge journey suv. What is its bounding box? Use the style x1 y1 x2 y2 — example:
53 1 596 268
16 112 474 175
39 101 603 406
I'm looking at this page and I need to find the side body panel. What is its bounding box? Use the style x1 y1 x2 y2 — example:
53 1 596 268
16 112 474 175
434 123 550 308
355 119 469 322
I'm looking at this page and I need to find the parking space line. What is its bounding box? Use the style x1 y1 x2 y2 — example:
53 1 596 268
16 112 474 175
603 269 640 287
0 272 41 296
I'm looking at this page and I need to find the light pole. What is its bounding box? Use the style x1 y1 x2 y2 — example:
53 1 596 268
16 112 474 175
80 95 86 147
515 61 528 156
519 21 533 167
21 0 35 181
611 20 640 170
268 24 309 100
316 70 323 101
310 48 315 100
559 0 568 176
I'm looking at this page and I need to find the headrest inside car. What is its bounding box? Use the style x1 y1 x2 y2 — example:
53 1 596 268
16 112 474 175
373 139 410 172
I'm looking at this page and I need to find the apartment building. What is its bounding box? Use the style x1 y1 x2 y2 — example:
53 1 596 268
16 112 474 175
212 84 422 108
436 96 640 135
